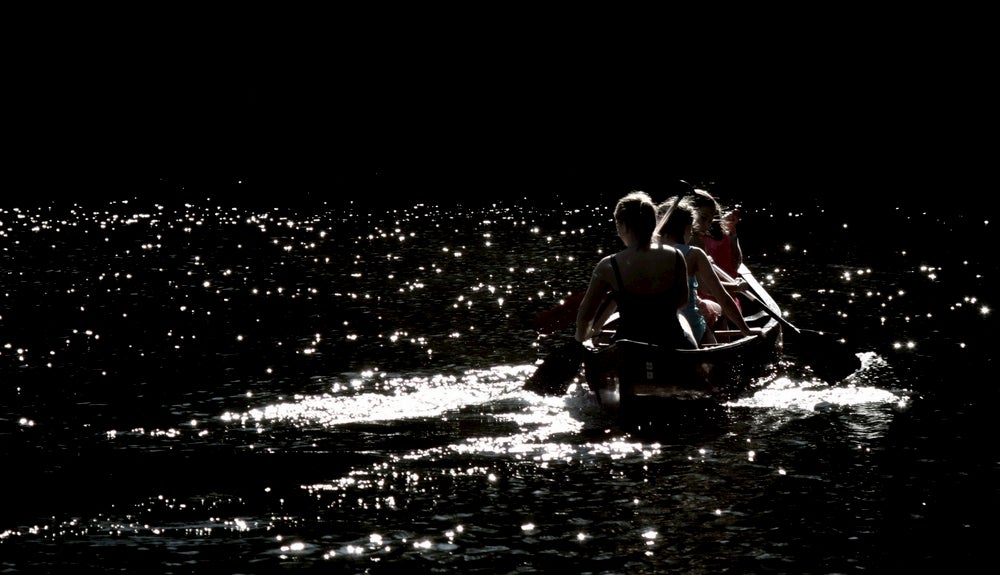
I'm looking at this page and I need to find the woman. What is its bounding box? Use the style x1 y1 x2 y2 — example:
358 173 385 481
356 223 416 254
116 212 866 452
685 189 747 331
689 189 743 281
654 197 758 346
574 191 697 350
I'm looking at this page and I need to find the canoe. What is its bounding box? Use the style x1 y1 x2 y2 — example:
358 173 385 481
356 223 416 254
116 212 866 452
581 263 783 415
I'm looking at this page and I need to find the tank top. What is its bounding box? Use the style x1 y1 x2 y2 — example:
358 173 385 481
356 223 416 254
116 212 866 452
701 234 736 278
699 234 742 314
609 252 697 350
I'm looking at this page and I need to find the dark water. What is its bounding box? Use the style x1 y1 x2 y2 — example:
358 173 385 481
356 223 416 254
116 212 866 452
0 193 994 574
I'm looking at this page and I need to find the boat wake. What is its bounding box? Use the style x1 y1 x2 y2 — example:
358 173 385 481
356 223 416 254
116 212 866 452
220 365 539 427
726 352 909 412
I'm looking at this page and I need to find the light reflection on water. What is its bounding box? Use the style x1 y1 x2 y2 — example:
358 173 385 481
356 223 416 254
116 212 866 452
0 197 992 573
223 365 535 427
729 353 908 412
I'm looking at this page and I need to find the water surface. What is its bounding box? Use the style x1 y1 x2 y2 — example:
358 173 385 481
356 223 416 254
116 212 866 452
0 194 993 573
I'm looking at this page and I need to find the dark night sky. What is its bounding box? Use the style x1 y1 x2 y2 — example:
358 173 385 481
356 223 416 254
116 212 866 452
6 20 992 208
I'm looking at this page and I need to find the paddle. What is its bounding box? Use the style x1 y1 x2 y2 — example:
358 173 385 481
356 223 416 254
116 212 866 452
523 334 585 395
532 291 586 336
716 263 861 383
712 263 800 335
524 292 618 396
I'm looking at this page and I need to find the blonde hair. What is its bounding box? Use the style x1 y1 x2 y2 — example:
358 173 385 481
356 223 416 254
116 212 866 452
614 191 657 248
690 189 730 239
654 196 697 244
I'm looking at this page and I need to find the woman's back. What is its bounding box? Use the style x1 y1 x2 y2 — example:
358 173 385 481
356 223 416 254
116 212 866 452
608 245 680 294
603 246 696 349
576 190 696 350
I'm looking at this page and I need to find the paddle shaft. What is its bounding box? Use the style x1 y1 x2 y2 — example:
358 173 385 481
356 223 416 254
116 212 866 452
712 263 801 335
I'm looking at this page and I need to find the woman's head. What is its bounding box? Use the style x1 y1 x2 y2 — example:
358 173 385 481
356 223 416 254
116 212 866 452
689 189 725 239
614 191 657 248
654 196 697 244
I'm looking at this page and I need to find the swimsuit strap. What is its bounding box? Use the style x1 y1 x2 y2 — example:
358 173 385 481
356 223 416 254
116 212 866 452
610 255 625 293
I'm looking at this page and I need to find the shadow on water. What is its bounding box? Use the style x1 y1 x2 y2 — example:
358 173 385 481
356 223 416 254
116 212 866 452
611 399 738 442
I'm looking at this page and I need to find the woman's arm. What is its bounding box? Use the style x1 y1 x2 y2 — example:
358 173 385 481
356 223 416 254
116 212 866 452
575 261 612 342
725 209 743 271
691 248 754 335
730 234 743 272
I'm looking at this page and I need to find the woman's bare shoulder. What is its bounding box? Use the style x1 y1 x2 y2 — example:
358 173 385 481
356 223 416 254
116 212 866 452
689 245 710 258
591 254 616 274
598 252 620 265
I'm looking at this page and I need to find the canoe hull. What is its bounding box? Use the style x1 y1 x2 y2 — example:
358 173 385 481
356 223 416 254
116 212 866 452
583 325 782 408
581 264 783 416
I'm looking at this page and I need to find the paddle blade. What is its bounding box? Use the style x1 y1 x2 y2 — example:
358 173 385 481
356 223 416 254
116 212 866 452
524 338 584 396
789 329 862 383
532 291 586 335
